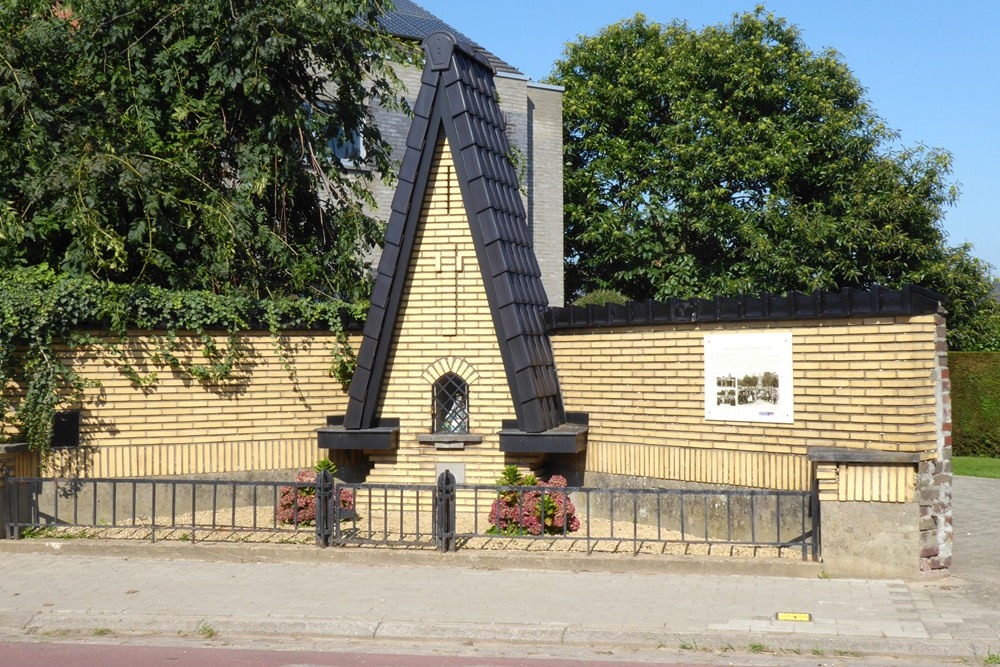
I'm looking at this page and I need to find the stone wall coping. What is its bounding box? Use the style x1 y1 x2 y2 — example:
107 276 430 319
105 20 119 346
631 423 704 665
0 443 29 455
807 447 922 464
548 285 943 331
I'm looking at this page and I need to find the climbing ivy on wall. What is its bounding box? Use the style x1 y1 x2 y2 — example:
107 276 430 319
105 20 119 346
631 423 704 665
0 266 363 456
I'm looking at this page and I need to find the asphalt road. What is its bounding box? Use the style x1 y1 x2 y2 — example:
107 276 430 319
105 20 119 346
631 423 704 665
0 639 965 667
0 640 755 667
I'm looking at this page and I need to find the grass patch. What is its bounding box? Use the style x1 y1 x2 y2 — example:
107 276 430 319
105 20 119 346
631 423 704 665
748 642 769 654
92 628 112 636
953 457 1000 479
196 622 217 639
20 526 96 540
984 650 1000 665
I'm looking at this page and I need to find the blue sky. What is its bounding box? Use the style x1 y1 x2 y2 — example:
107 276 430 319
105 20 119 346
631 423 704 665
417 1 1000 275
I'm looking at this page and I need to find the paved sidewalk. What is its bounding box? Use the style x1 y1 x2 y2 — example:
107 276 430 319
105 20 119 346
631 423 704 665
0 542 997 662
952 475 1000 586
0 476 996 664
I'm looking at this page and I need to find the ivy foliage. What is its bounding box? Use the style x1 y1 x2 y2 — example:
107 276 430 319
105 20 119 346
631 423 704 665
0 265 363 452
0 0 409 300
551 9 1000 350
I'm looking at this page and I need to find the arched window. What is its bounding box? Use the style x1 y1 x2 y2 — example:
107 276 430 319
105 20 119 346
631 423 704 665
433 373 469 434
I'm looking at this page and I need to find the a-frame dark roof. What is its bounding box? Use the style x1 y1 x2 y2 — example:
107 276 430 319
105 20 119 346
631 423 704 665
344 32 565 434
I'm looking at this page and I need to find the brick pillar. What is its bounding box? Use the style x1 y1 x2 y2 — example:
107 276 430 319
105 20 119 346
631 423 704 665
918 313 953 573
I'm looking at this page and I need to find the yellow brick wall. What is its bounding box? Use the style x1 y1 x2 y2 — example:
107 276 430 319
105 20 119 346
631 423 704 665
815 462 916 503
38 331 356 477
0 451 38 477
365 138 540 486
553 316 939 493
837 463 915 503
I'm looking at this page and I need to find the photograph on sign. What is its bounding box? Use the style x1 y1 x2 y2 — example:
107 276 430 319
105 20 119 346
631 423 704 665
704 332 793 424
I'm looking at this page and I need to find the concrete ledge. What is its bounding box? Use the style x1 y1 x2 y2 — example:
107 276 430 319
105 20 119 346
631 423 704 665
808 447 923 464
317 425 398 450
498 424 588 454
416 433 483 450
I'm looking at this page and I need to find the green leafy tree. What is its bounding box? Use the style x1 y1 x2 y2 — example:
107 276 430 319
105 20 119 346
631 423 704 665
923 244 1000 351
0 0 408 301
551 9 999 349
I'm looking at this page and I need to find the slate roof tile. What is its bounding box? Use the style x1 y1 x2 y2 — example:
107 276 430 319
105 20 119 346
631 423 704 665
412 80 436 117
390 181 413 217
362 305 385 340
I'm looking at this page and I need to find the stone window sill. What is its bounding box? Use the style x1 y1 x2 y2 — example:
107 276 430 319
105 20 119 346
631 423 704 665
416 433 483 450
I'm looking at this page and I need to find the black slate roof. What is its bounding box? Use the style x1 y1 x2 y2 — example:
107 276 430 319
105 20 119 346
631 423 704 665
344 32 565 434
380 0 522 76
547 285 945 330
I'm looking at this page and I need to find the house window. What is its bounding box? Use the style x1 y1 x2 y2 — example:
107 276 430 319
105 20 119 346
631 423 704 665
304 103 365 169
52 410 81 449
433 373 469 434
330 128 364 165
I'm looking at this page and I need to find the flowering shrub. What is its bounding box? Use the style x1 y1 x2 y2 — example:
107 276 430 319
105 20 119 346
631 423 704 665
487 466 580 536
275 466 354 526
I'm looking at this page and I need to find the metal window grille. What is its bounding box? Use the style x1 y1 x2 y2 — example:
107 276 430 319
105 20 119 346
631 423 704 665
433 373 469 434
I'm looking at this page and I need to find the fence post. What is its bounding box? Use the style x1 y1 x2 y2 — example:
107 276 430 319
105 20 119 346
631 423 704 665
435 470 456 552
1 466 8 540
315 469 332 548
810 478 822 561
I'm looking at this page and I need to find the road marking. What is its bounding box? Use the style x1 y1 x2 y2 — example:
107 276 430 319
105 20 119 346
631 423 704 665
775 612 812 622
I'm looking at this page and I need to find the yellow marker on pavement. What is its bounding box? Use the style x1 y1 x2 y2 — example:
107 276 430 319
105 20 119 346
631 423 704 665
775 612 812 622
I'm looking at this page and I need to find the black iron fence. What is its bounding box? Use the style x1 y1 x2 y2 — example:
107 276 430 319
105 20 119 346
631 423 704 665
3 470 819 559
1 469 324 544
